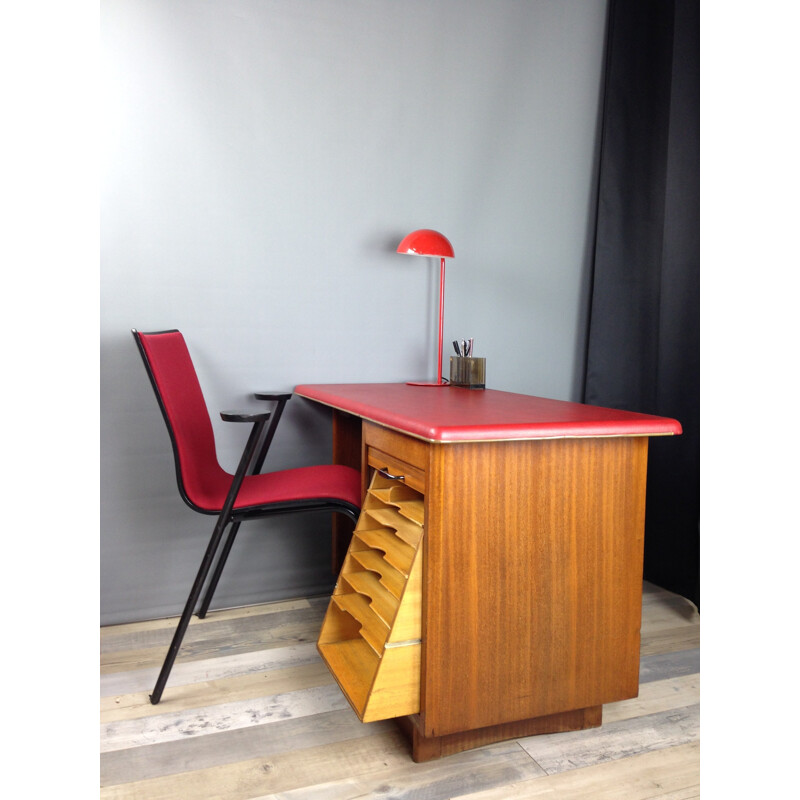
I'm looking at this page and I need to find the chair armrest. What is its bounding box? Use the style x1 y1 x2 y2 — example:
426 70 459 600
220 410 271 423
254 392 292 402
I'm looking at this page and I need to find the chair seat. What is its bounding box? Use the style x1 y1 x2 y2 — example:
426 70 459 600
189 464 362 513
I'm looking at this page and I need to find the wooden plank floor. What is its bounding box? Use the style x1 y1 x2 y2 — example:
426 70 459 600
100 582 700 799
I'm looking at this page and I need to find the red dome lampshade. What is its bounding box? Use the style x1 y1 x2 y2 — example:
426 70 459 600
396 229 455 259
397 229 454 386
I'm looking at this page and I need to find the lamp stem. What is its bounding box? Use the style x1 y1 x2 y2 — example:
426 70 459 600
437 256 445 384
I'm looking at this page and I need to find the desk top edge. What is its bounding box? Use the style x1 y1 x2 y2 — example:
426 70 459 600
295 383 682 443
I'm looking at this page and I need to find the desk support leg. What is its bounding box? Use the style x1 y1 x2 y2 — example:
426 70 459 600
331 410 363 573
396 706 602 763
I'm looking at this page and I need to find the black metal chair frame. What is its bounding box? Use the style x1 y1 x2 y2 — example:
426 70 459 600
133 330 360 704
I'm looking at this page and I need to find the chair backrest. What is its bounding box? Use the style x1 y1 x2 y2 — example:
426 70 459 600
133 329 229 512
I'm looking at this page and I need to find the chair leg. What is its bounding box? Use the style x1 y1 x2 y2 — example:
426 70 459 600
197 520 242 619
193 401 286 619
151 416 270 704
150 514 232 705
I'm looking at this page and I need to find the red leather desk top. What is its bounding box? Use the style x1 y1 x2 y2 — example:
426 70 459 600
294 383 682 443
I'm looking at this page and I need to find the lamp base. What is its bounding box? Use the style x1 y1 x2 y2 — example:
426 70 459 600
406 381 449 387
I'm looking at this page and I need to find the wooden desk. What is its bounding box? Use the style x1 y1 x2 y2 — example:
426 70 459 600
296 383 681 761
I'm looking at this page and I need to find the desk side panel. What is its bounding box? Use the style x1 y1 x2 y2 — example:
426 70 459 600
332 409 363 471
421 437 648 738
331 410 363 572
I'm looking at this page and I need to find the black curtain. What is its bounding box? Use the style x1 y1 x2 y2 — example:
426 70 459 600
584 0 699 608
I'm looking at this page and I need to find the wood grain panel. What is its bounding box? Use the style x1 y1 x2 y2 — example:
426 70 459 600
331 409 362 570
363 421 429 472
331 409 362 470
401 706 601 762
421 437 649 737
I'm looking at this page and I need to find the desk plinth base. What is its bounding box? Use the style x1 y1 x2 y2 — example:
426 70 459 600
396 705 603 763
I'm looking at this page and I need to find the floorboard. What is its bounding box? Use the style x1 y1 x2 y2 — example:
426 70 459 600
100 582 700 798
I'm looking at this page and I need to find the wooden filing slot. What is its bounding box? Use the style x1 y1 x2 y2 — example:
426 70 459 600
318 470 424 723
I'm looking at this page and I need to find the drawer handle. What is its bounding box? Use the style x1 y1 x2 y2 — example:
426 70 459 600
377 467 405 482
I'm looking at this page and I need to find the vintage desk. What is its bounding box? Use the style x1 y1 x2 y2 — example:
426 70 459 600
295 383 681 761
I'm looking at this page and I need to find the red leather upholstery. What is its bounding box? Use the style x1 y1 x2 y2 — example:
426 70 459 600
137 331 361 512
294 383 682 442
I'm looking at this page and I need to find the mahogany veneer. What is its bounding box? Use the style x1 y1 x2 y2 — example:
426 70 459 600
299 384 679 762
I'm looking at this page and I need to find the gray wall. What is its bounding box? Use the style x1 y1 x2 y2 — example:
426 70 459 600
101 0 608 625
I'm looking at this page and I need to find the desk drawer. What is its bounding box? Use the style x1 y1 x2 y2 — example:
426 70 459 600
367 447 426 495
318 470 424 722
364 423 428 467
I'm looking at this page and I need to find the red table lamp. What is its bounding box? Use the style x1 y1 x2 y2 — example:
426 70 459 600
397 229 454 386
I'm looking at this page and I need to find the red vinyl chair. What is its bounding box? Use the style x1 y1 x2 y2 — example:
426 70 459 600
132 329 362 704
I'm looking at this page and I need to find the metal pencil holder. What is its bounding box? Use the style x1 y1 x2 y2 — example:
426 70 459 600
449 357 486 389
